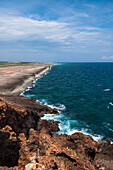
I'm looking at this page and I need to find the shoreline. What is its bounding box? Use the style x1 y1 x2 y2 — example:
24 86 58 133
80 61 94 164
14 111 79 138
0 63 113 169
21 64 108 143
0 64 51 96
23 65 103 142
10 66 51 96
20 66 52 96
0 94 112 169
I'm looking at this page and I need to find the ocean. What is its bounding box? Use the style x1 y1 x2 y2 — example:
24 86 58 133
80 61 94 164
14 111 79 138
22 63 113 141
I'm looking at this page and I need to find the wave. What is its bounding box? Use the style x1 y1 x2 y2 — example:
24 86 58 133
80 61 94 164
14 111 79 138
41 113 64 121
104 122 113 132
20 65 53 96
103 89 111 92
23 93 103 141
36 99 66 111
57 119 103 141
41 103 103 141
48 104 66 111
21 64 104 142
32 66 53 88
20 86 32 96
20 91 24 96
109 102 113 106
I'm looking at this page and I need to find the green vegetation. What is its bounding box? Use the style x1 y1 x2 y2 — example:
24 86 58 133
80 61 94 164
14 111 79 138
5 139 11 143
0 62 53 67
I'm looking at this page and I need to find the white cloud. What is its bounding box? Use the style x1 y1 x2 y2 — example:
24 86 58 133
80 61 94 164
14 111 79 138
0 11 101 46
0 15 67 42
102 56 113 60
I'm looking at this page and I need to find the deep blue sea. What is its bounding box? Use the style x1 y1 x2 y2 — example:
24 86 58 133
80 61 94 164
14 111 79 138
22 63 113 141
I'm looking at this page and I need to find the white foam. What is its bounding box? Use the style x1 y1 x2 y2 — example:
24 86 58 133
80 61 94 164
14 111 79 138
20 91 25 96
37 99 66 112
91 135 103 141
37 99 47 104
27 86 32 90
41 106 103 142
20 66 52 97
43 113 102 142
20 64 104 142
109 102 113 106
105 122 113 132
57 120 103 141
109 128 113 132
104 89 111 92
107 106 110 109
20 86 32 96
41 113 64 121
48 104 66 111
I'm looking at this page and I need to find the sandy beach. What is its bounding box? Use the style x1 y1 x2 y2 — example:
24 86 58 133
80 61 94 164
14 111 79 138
0 62 50 95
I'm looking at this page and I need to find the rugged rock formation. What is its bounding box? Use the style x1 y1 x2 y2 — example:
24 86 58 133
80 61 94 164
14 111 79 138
0 94 57 137
0 95 113 170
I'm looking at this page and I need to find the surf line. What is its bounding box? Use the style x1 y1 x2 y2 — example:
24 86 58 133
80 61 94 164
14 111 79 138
20 65 53 96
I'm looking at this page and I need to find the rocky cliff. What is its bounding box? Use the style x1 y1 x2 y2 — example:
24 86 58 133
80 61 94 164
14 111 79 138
0 94 113 170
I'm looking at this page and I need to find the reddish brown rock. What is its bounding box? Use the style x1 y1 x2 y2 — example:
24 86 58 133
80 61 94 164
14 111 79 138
94 139 113 170
37 119 60 134
17 129 97 169
0 94 113 170
0 127 20 168
0 94 57 137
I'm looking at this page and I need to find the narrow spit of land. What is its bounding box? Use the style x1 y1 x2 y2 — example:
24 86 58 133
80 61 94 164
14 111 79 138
0 62 51 95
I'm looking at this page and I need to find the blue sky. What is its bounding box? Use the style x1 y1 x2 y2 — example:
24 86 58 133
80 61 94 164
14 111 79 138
0 0 113 62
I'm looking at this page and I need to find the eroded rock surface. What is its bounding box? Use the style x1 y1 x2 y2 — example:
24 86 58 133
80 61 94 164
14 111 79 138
0 94 57 137
0 95 113 170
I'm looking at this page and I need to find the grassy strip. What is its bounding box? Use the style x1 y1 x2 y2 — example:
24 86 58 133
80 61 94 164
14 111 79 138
0 62 53 67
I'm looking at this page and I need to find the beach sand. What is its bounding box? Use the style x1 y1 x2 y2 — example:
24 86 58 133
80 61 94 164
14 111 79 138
0 63 50 95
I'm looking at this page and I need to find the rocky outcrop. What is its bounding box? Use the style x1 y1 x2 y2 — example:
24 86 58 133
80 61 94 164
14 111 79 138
0 94 57 137
0 125 20 168
94 139 113 170
0 94 113 169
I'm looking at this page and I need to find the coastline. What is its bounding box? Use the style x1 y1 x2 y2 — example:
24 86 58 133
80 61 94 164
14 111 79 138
22 64 109 142
0 94 112 169
23 64 102 142
0 63 113 169
0 63 51 96
10 66 51 96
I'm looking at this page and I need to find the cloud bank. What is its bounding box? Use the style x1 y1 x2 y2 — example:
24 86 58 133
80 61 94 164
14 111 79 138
0 13 101 46
0 0 113 62
102 56 113 60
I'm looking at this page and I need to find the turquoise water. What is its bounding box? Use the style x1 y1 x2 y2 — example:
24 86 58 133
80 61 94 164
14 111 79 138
22 63 113 141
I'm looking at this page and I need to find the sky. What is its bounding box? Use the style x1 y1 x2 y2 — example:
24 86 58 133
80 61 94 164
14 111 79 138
0 0 113 62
